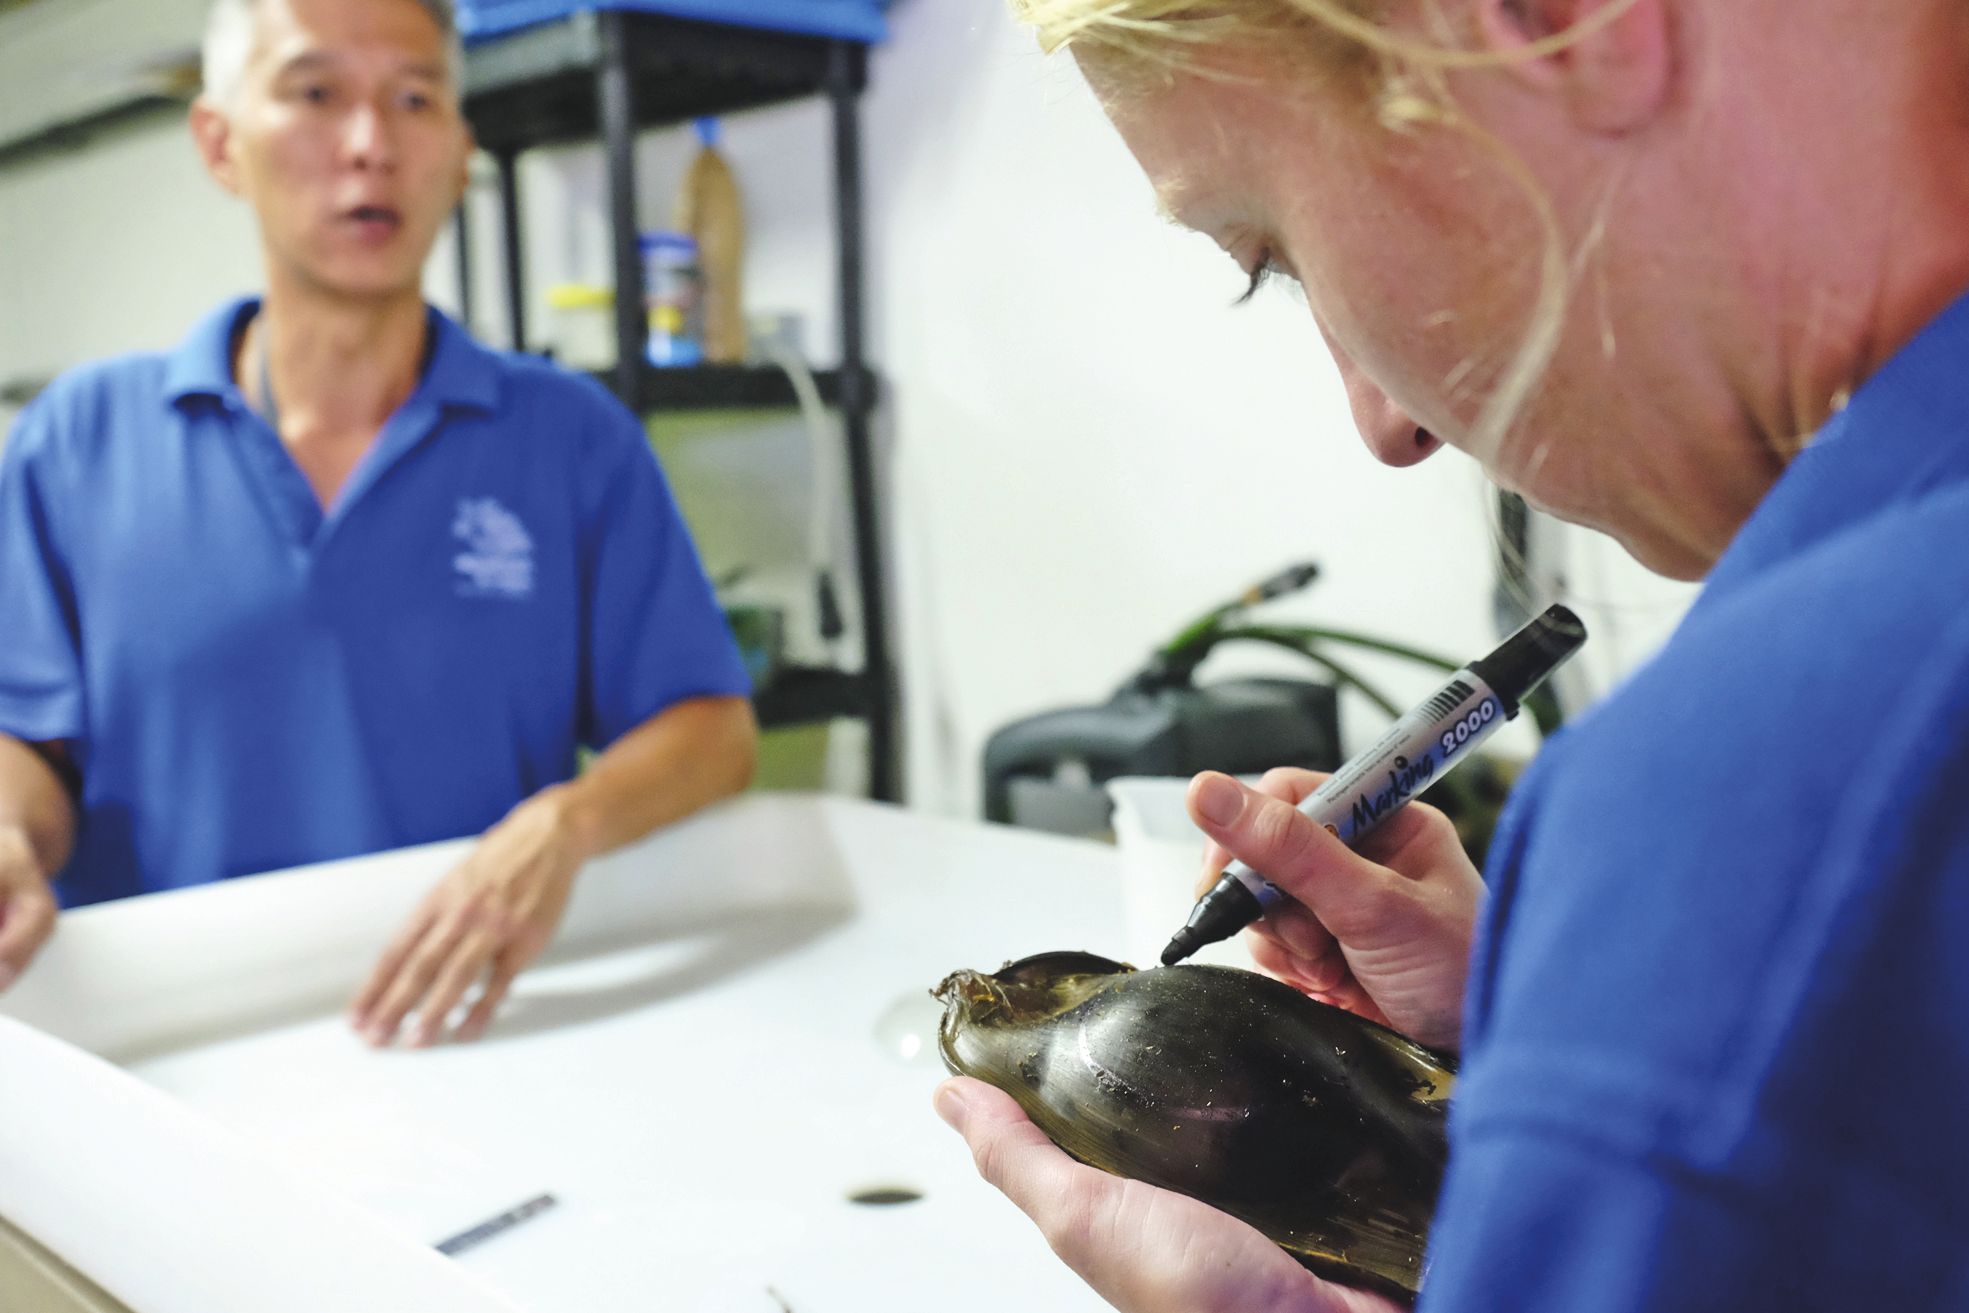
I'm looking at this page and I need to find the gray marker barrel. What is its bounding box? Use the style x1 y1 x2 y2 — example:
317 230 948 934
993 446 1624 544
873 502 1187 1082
1161 605 1586 966
1225 671 1506 913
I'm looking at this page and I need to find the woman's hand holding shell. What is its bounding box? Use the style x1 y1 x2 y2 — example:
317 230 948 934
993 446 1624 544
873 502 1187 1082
1189 768 1483 1052
936 1077 1406 1313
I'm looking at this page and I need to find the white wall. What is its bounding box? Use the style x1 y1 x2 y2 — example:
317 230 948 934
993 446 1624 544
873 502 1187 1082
0 0 1697 818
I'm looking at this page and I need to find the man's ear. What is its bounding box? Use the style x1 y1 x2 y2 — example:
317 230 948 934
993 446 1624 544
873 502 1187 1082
189 97 242 194
1472 0 1672 135
453 123 476 207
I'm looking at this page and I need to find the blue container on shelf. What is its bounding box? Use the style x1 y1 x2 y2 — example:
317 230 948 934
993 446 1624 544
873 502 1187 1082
639 231 705 367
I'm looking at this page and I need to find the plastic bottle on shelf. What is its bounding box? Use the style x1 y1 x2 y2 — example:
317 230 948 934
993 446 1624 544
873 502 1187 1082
640 231 704 367
543 284 614 370
673 116 747 364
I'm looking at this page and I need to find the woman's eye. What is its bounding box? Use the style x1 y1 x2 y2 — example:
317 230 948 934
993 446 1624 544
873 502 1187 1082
1234 255 1278 306
400 90 433 112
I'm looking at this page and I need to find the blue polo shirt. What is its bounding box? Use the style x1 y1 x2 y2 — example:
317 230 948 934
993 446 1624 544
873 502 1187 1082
0 298 748 908
1420 293 1969 1310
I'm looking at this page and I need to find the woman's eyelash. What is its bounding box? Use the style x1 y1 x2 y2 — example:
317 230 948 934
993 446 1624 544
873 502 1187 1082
1234 258 1277 306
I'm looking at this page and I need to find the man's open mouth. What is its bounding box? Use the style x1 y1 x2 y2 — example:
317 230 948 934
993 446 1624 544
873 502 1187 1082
343 204 403 231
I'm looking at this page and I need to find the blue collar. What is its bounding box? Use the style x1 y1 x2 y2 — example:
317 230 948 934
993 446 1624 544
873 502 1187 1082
1701 287 1969 600
161 295 501 415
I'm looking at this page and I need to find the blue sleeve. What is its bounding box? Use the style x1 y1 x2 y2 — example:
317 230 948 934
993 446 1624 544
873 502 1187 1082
0 402 86 743
1418 624 1969 1313
1419 1125 1879 1313
576 413 749 749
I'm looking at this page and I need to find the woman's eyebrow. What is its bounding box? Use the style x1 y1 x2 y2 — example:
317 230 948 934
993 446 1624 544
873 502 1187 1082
1153 182 1194 229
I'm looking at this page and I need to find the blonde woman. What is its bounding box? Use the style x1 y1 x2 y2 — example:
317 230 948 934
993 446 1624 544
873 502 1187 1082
937 2 1969 1310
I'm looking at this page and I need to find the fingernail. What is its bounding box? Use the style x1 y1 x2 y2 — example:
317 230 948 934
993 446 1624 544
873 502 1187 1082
1194 774 1243 827
933 1083 971 1132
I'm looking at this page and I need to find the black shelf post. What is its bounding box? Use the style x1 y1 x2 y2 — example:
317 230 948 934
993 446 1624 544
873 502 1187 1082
826 40 897 802
461 12 898 802
494 146 528 352
452 201 476 333
597 10 646 408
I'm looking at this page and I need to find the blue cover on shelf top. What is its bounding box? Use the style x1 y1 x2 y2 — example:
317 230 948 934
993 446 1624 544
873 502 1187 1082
458 0 887 46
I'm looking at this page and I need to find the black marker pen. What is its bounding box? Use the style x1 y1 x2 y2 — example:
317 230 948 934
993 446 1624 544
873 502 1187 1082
1161 604 1587 966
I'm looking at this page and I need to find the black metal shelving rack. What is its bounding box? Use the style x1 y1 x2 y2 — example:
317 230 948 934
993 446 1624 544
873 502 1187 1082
456 8 897 801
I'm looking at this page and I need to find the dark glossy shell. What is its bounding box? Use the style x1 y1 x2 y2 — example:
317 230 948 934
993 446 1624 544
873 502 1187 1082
934 951 1455 1301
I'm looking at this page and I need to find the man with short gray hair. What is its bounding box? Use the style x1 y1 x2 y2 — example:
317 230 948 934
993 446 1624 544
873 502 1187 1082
0 0 758 1046
201 0 464 106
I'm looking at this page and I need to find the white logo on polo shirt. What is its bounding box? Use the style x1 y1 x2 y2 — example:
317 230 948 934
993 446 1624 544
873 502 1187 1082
452 497 535 599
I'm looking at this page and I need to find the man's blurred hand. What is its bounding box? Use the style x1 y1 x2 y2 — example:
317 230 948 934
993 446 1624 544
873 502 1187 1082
349 788 591 1047
0 827 57 991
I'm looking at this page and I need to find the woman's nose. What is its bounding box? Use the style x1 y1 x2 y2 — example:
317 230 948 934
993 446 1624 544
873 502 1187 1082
1326 341 1443 469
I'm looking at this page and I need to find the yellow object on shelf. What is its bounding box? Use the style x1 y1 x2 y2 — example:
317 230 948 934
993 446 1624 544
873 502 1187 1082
544 283 615 370
545 283 611 311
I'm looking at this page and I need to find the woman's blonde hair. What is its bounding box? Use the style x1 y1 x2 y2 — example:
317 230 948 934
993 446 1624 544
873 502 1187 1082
1010 0 1640 466
1015 0 1638 67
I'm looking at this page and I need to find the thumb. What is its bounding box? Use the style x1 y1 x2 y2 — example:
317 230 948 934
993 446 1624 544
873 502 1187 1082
938 1078 1094 1226
0 882 57 990
1186 772 1398 938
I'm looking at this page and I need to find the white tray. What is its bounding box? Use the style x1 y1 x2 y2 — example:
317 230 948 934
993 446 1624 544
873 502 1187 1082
1 796 1132 1312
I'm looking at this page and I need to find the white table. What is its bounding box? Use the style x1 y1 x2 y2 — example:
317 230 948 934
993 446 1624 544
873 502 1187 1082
0 796 1136 1313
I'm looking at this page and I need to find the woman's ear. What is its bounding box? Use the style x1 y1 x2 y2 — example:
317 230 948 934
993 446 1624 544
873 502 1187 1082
1473 0 1673 135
